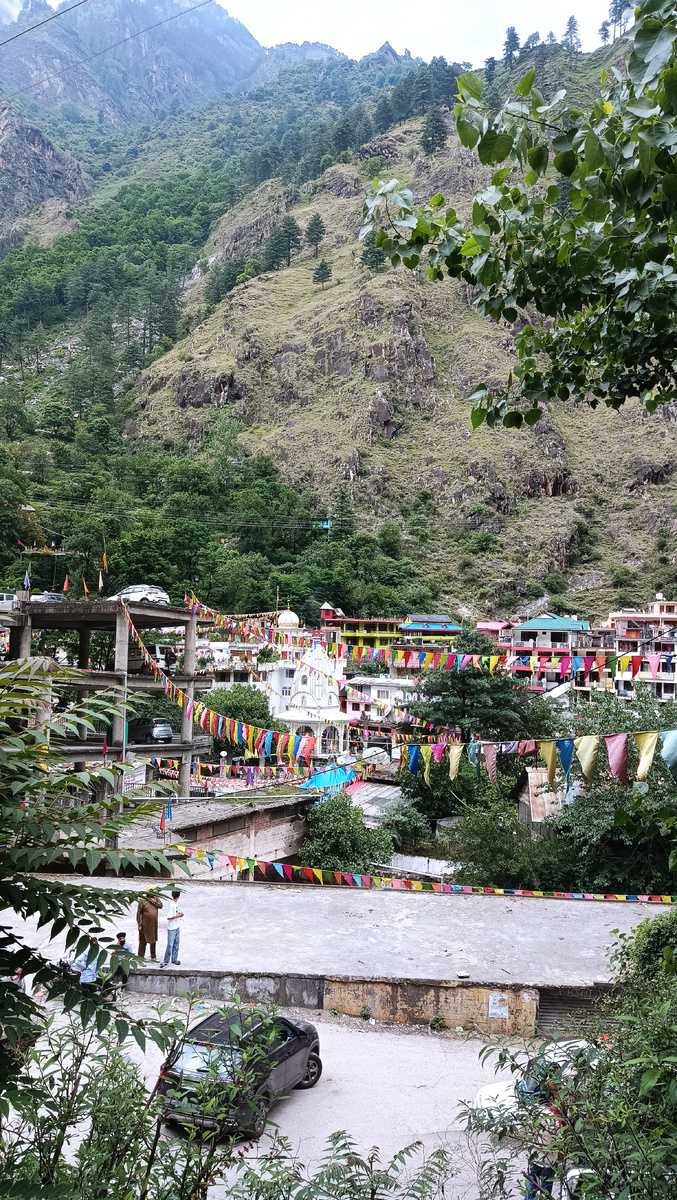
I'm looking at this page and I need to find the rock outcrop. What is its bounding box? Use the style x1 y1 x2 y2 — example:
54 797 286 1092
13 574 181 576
0 105 82 227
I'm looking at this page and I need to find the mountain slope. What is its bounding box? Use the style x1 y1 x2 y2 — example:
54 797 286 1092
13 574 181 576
129 118 677 621
0 0 337 123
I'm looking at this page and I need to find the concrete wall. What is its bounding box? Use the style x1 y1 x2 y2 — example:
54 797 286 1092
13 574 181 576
127 967 538 1035
174 801 309 863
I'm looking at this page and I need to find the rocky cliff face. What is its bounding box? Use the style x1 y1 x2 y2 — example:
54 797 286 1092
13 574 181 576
0 0 337 123
0 103 83 226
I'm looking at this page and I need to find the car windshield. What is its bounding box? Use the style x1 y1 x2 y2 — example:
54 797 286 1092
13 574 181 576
174 1041 242 1076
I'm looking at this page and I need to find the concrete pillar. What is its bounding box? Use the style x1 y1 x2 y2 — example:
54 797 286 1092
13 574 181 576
19 614 32 658
8 626 21 660
179 614 197 797
112 609 128 747
78 626 90 670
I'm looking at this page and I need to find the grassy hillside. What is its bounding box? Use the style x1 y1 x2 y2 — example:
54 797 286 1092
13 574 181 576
130 113 677 623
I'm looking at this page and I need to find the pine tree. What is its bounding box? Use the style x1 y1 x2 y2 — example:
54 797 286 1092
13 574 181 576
262 225 287 270
484 56 497 82
279 215 303 267
360 231 386 271
420 107 447 156
305 212 325 258
312 259 332 289
599 19 610 44
546 31 557 45
562 15 581 56
412 65 432 115
521 32 541 53
331 484 356 538
391 73 415 123
503 26 520 62
374 94 394 134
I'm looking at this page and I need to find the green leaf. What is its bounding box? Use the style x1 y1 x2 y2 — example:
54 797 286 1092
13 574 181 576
546 185 561 204
477 130 513 166
514 68 535 97
502 411 523 428
455 114 479 149
664 66 677 111
429 193 445 207
639 1067 661 1095
457 71 483 100
523 408 542 426
527 144 549 177
554 150 577 177
524 170 538 187
584 130 606 171
470 406 486 429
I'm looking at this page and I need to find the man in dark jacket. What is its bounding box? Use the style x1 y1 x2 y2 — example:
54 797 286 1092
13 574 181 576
136 886 162 960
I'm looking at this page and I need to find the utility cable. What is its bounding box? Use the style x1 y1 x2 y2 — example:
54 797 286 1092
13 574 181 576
0 0 95 51
7 0 214 102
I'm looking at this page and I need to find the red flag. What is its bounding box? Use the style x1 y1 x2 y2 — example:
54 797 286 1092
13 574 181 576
102 734 108 756
631 655 643 677
283 864 292 881
333 871 343 885
159 808 165 832
63 574 69 594
303 867 314 883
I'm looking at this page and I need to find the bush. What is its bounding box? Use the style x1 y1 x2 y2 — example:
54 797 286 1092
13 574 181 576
300 792 393 873
380 796 431 850
545 570 565 593
458 530 501 554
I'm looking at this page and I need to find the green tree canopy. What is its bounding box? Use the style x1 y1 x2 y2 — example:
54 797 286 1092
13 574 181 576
312 258 332 288
420 107 447 156
300 793 393 873
305 212 326 257
361 0 677 431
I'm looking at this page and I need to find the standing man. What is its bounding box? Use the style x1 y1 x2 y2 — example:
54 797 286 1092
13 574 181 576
160 889 184 968
73 936 103 996
111 931 135 987
136 885 163 962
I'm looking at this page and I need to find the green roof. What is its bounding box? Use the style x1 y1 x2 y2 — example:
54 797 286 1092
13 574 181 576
513 615 590 632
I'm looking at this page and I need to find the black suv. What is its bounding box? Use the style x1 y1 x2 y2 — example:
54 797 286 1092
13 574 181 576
128 717 174 744
157 1009 322 1138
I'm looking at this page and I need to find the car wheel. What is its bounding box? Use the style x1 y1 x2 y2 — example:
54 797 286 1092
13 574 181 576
140 598 151 605
295 1052 322 1090
240 1092 269 1139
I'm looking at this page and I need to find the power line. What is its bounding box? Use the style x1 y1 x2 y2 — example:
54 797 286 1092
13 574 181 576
0 0 95 51
7 0 214 103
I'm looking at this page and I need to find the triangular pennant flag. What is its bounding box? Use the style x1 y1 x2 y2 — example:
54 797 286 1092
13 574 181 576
274 863 284 877
313 869 323 884
647 655 660 679
448 744 463 779
556 738 574 781
342 872 353 885
283 864 292 881
660 730 677 782
631 655 643 678
633 731 658 781
303 867 315 882
604 733 628 784
352 874 362 887
247 858 255 874
537 741 557 786
574 735 599 780
361 876 371 888
229 855 237 870
333 870 343 885
420 745 433 784
483 742 498 786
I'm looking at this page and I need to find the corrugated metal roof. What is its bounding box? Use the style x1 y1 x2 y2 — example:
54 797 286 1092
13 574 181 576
513 616 590 632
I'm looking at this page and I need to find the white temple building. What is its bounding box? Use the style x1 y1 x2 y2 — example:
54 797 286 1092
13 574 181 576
255 607 351 759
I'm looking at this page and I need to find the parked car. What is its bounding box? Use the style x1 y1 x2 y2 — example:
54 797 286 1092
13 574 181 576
0 968 26 991
128 717 174 744
108 584 170 606
471 1039 597 1128
157 1009 322 1138
31 592 69 604
0 592 17 612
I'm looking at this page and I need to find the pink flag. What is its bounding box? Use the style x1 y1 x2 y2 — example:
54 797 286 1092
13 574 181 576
343 872 353 885
283 864 292 881
431 743 446 764
604 733 628 784
559 656 572 679
647 655 660 679
583 656 594 678
461 654 473 670
483 742 498 786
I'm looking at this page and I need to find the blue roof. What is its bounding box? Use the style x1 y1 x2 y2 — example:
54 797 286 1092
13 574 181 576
400 615 462 632
513 615 590 632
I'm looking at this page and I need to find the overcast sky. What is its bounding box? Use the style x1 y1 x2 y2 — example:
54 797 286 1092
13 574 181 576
0 0 615 66
219 0 612 65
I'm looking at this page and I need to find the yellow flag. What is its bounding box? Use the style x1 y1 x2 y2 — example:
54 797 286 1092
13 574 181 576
313 868 323 884
489 655 499 674
372 877 382 888
537 740 557 785
633 731 658 781
237 857 246 871
619 655 631 673
448 744 463 780
574 735 599 780
423 653 433 669
529 655 538 672
421 745 433 784
247 725 255 754
412 880 422 890
400 745 410 770
288 737 295 764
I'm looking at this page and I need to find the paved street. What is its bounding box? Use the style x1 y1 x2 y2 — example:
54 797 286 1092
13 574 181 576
124 993 500 1190
13 874 664 986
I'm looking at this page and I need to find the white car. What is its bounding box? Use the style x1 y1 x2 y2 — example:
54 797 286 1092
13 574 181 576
472 1039 596 1128
108 585 170 607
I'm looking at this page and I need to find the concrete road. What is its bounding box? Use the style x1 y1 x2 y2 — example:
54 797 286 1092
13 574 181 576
11 875 665 986
124 993 500 1191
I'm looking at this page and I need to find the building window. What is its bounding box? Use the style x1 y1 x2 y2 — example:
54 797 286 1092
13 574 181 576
301 675 308 686
665 683 675 694
285 669 295 678
282 687 291 697
377 689 390 699
551 632 568 644
351 703 361 711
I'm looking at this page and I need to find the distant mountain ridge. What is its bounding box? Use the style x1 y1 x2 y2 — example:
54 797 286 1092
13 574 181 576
0 0 341 122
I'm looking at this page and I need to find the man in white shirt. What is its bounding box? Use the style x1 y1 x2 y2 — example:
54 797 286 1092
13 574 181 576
160 890 184 967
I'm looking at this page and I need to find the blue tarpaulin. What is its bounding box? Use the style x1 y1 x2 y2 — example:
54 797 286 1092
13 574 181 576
298 766 355 793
